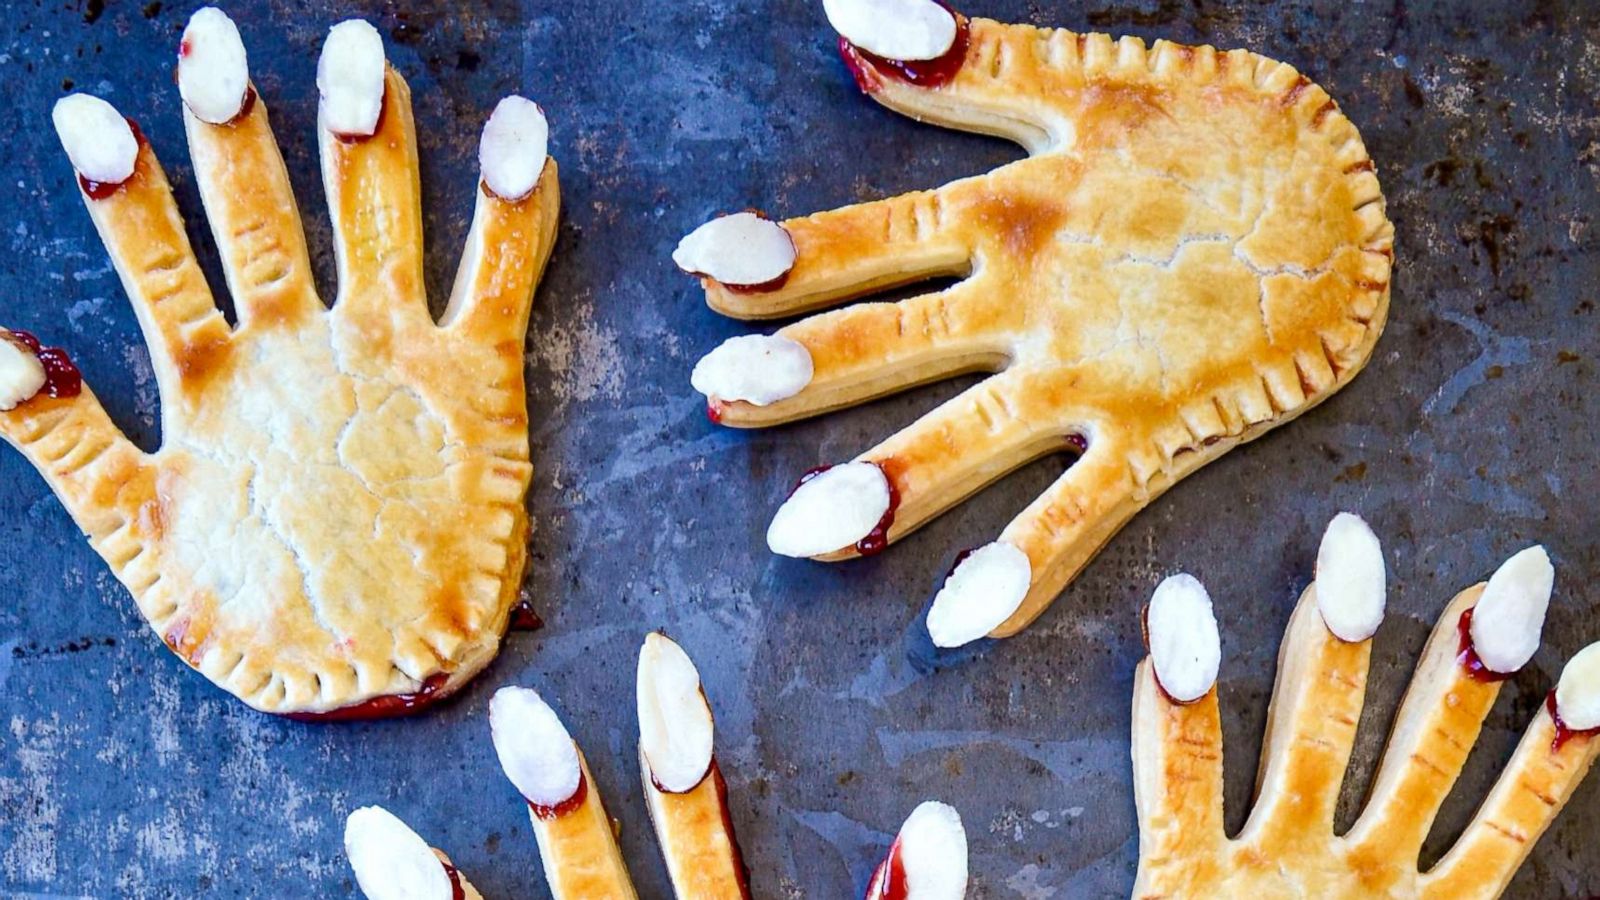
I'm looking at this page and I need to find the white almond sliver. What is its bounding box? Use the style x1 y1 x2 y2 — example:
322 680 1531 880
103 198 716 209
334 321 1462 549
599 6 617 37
1555 643 1600 732
1146 573 1221 703
178 7 249 124
479 95 548 201
690 334 813 406
489 686 582 809
1314 512 1386 642
672 212 796 287
766 462 890 558
0 337 45 411
637 632 715 794
1470 545 1554 674
891 801 968 900
52 94 138 186
344 806 453 900
317 20 386 138
822 0 958 61
926 541 1031 648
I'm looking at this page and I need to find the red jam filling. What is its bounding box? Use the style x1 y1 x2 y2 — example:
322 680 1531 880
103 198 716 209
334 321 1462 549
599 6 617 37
441 861 466 900
529 769 588 820
789 461 901 557
706 399 725 424
723 269 792 295
1548 689 1600 754
234 86 258 123
78 117 145 200
509 600 543 632
9 331 82 399
1456 608 1514 683
284 671 450 721
334 89 389 144
865 838 909 900
1066 432 1088 455
839 5 970 92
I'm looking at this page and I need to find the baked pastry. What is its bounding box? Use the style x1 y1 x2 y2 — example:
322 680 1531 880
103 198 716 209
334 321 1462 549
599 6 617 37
0 10 559 715
344 806 484 900
1132 514 1600 898
678 0 1393 647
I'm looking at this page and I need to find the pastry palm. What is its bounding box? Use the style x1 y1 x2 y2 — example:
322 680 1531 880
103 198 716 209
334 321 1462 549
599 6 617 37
1 66 559 715
1132 583 1598 899
697 20 1393 639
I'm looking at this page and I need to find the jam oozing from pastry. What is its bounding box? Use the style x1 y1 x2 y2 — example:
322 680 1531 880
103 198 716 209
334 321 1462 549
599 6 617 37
1548 689 1600 754
78 118 145 200
529 768 588 820
724 270 792 295
234 86 258 123
838 6 970 92
706 399 725 424
284 671 450 721
1066 432 1088 455
789 461 901 556
1456 608 1514 683
441 860 467 900
866 838 910 900
334 90 388 144
10 331 83 399
509 600 543 632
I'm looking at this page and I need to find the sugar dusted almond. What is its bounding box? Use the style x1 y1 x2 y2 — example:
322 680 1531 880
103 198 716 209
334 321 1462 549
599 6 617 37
344 806 453 900
317 20 386 138
479 95 548 201
1556 643 1600 732
178 7 250 124
672 211 796 287
1470 545 1554 674
0 336 46 411
637 632 715 794
766 462 890 558
52 94 138 186
489 686 582 811
690 334 813 407
823 0 959 61
866 801 968 900
926 541 1031 648
1314 511 1386 642
1146 573 1221 703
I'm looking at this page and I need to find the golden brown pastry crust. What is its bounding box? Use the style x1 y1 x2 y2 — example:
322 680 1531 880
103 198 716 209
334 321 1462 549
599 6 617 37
531 752 639 899
696 19 1392 637
1132 583 1598 899
640 753 750 900
2 66 559 715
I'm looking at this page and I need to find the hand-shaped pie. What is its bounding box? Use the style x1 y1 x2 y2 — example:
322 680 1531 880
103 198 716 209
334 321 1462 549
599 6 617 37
1133 515 1600 899
0 10 559 716
678 1 1393 647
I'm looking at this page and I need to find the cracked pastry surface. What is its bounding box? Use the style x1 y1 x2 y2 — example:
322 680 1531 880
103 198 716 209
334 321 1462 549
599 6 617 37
687 12 1393 641
0 13 559 715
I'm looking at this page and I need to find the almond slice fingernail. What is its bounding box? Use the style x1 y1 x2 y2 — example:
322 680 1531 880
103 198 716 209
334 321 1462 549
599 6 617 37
672 211 797 289
489 686 584 818
344 806 455 900
317 19 386 139
866 801 968 900
766 462 891 558
1145 573 1221 704
52 94 138 188
1469 545 1554 674
823 0 959 61
637 632 715 794
0 335 46 411
690 334 813 407
1555 643 1600 733
479 95 549 202
1314 511 1386 642
178 7 250 125
926 541 1031 648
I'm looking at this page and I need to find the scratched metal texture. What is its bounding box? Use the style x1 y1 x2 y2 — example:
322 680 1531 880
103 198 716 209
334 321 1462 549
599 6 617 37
0 0 1597 896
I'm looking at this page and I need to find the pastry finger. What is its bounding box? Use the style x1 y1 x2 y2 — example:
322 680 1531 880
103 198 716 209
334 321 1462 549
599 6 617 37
51 93 232 408
637 633 750 899
344 806 483 900
1345 547 1554 864
683 190 971 321
489 686 638 899
178 8 319 333
440 98 560 347
702 280 1009 428
1420 642 1600 900
316 22 428 324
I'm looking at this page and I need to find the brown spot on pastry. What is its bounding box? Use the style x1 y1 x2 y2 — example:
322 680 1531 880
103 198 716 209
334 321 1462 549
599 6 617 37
969 192 1071 261
174 330 232 392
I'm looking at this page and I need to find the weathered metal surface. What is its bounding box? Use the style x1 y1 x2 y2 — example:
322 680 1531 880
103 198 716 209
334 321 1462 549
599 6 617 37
1 0 1597 896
